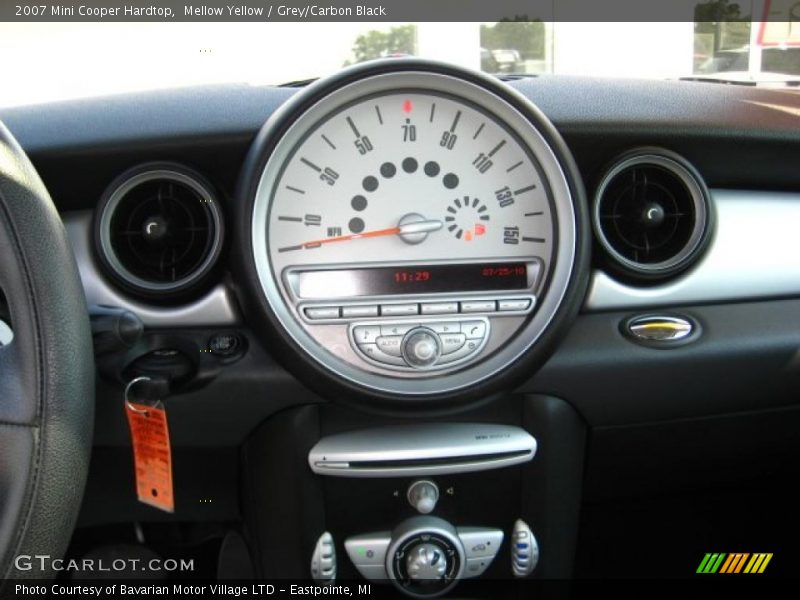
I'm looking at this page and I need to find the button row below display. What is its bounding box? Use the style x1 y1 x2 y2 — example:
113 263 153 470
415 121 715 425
498 299 532 311
305 298 532 320
380 304 418 316
342 305 379 318
420 302 458 315
305 306 341 320
461 300 496 313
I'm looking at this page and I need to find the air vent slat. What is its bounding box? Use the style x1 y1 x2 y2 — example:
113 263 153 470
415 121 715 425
593 150 711 279
95 164 223 297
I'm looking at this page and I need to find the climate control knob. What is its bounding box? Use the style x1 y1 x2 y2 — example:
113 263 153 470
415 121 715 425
387 516 465 597
406 543 447 580
402 328 441 368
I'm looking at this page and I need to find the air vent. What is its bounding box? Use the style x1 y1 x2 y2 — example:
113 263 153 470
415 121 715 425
95 164 223 297
593 150 711 279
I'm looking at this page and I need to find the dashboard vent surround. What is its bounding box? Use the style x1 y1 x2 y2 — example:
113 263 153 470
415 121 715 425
95 164 223 297
593 149 711 279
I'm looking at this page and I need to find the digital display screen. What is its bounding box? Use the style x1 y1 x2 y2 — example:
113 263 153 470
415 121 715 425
293 263 530 299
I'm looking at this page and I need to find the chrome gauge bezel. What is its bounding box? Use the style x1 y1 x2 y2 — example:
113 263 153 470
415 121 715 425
250 65 579 397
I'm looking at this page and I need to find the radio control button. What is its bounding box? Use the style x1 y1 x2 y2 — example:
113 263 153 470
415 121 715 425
358 343 407 366
402 328 441 368
497 298 532 312
380 323 417 337
420 302 459 315
376 336 404 357
353 325 382 344
305 306 340 320
460 300 496 313
381 304 419 316
428 322 460 334
460 321 487 339
439 333 466 355
437 338 482 364
342 305 379 318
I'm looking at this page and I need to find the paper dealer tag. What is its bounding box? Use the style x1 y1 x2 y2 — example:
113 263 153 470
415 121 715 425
125 402 175 513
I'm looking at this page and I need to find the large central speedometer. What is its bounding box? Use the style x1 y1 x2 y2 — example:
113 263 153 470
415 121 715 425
268 90 553 274
242 60 588 405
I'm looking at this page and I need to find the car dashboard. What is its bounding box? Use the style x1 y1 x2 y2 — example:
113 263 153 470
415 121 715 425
1 64 799 587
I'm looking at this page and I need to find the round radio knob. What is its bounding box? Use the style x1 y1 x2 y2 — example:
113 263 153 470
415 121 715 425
407 480 439 514
406 543 448 580
402 328 441 368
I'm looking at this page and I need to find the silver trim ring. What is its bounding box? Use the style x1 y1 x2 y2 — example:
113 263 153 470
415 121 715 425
98 167 223 293
593 152 709 275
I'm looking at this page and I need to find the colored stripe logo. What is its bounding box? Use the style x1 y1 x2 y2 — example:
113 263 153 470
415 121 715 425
697 553 773 574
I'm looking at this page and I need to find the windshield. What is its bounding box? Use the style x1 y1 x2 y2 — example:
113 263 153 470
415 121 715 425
1 20 798 108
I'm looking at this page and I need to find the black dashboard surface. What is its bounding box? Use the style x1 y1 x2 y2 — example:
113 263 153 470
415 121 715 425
2 76 800 215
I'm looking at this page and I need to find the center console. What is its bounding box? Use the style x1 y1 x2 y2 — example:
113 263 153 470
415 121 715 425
241 394 587 598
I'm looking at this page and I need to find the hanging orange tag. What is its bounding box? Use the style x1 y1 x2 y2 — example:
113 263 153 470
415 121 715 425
125 401 175 513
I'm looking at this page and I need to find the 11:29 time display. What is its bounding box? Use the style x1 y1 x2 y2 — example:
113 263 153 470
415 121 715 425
393 270 431 284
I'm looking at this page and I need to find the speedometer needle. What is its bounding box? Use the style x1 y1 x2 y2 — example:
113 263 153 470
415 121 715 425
302 219 443 248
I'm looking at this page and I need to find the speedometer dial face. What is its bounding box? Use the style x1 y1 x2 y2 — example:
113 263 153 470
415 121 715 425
267 91 554 277
249 66 578 398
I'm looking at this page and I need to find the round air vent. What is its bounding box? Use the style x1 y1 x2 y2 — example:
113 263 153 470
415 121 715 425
95 164 223 297
593 149 712 279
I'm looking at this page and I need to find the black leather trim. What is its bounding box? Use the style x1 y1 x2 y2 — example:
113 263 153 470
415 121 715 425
0 120 94 583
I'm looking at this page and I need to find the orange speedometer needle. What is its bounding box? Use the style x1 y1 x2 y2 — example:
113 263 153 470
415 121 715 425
303 226 400 248
302 219 442 248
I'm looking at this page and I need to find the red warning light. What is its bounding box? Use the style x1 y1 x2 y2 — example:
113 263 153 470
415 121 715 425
402 100 413 113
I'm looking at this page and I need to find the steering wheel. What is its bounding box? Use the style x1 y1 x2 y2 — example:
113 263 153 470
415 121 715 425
0 122 94 582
